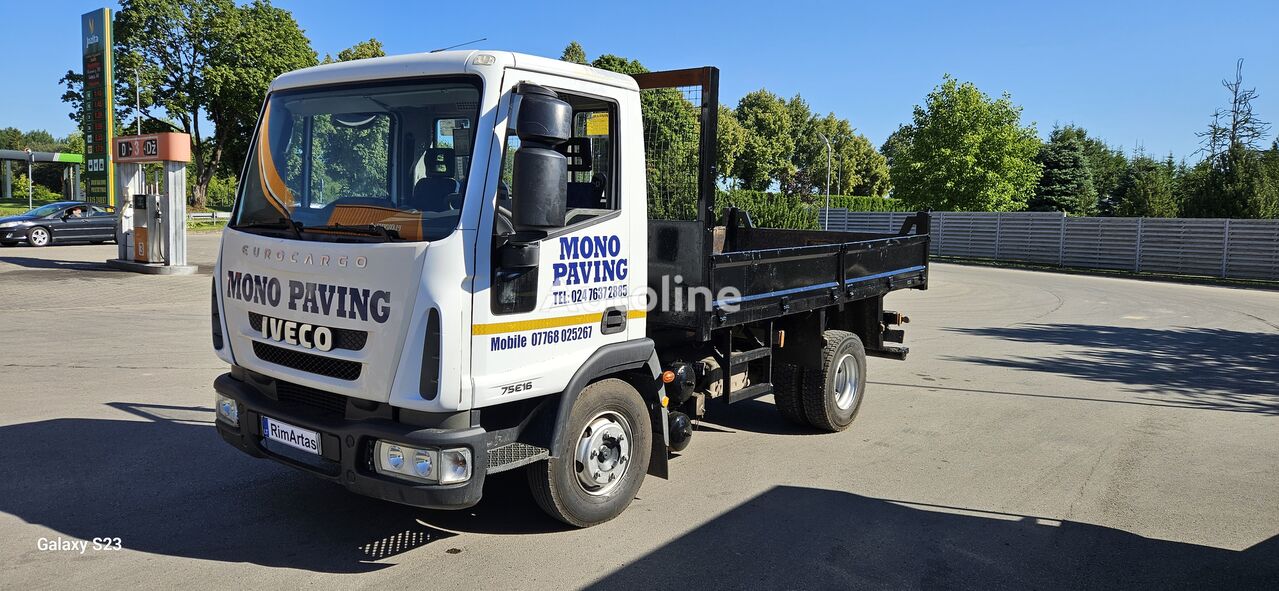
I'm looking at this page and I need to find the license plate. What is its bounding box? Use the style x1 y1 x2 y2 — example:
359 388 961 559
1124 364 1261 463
261 416 322 455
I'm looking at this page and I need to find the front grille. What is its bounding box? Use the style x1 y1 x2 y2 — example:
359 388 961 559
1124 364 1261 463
248 312 368 351
253 341 362 381
276 380 348 416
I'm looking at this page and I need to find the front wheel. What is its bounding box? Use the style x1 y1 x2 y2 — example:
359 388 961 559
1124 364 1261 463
528 378 652 527
27 226 50 247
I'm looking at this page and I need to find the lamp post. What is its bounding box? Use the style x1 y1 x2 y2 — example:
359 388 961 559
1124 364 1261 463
24 148 33 209
816 132 832 230
837 151 843 197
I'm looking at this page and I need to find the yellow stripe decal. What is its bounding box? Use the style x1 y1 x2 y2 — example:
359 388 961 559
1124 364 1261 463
472 310 646 336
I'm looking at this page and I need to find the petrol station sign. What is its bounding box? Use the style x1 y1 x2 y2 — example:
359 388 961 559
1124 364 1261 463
81 8 115 206
114 133 192 164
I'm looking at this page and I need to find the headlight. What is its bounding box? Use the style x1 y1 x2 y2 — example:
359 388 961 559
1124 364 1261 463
0 222 19 229
439 448 472 484
374 440 438 483
215 394 239 427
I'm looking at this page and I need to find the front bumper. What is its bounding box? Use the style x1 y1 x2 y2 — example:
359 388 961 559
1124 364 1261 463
213 372 488 509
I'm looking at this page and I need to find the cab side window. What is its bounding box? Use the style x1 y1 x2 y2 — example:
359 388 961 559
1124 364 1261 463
490 92 618 316
496 92 618 233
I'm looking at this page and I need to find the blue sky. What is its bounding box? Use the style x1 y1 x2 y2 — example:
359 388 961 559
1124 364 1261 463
2 0 1277 160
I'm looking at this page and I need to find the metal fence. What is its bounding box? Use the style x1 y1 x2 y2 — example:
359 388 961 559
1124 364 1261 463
818 209 1279 281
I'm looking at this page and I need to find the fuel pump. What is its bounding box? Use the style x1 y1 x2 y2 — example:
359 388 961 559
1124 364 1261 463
132 193 163 263
108 133 196 275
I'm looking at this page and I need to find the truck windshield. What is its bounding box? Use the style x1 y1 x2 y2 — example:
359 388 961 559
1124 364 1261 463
231 78 481 242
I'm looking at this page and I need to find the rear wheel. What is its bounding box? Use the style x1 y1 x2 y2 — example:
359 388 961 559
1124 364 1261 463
26 226 50 247
771 362 808 425
801 330 867 432
528 378 652 527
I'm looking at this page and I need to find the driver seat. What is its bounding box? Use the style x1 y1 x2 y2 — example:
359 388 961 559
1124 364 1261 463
409 148 460 212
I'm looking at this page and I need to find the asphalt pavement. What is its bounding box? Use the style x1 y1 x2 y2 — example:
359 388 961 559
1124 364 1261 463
1 234 1276 589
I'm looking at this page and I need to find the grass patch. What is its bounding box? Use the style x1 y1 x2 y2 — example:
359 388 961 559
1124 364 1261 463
187 220 228 233
1 198 58 217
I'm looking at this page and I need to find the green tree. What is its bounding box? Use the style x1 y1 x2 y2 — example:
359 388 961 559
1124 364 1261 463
879 125 911 169
1030 134 1097 214
779 94 814 195
839 132 891 198
716 105 746 186
733 89 793 191
0 128 22 150
1265 141 1279 193
560 41 587 65
323 38 386 63
591 54 647 75
1182 59 1277 218
786 104 889 198
108 0 316 208
1185 144 1278 218
1050 125 1127 214
1115 154 1179 217
889 76 1041 211
18 130 59 151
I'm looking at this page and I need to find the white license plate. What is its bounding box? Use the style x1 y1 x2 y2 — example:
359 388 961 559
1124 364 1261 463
261 416 322 455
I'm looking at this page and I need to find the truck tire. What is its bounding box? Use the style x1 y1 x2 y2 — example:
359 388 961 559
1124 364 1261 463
528 378 652 527
771 362 808 425
802 330 867 432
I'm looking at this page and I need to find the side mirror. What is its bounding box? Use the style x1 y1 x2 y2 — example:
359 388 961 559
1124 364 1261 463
511 83 571 229
498 240 539 269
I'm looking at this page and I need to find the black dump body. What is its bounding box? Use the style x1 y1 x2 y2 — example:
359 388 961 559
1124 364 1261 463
647 212 930 341
633 68 930 343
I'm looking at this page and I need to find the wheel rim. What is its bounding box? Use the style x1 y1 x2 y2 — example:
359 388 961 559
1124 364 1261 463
574 410 633 496
833 353 859 410
30 228 48 246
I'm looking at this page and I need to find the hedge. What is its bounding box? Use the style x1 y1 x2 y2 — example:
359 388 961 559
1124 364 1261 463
708 190 910 230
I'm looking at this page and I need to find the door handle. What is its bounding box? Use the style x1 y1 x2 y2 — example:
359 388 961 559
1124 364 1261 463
601 307 627 335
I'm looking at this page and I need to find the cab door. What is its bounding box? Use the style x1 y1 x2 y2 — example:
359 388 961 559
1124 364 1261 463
468 71 642 409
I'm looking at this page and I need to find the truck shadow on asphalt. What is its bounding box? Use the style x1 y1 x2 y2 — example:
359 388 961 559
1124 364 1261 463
588 486 1279 590
3 405 1276 585
693 399 818 436
945 324 1279 414
0 404 562 573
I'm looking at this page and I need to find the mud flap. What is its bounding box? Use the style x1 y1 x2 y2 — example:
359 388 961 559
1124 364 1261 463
648 405 670 479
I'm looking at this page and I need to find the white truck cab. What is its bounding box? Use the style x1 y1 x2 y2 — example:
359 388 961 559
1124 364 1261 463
212 51 930 526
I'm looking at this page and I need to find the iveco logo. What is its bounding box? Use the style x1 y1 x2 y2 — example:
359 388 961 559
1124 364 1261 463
259 315 334 352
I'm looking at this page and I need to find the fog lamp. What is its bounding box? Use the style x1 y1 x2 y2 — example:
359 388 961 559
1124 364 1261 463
215 394 239 427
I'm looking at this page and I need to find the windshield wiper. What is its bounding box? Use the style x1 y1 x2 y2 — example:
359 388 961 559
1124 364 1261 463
302 223 400 241
235 218 302 239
